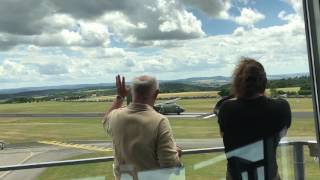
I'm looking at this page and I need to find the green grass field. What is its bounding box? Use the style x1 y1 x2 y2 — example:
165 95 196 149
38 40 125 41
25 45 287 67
37 152 230 180
79 87 301 102
0 97 313 113
286 98 314 112
0 101 113 113
265 87 301 94
37 146 320 180
276 87 301 92
158 91 218 98
78 91 219 102
0 117 315 143
0 95 315 143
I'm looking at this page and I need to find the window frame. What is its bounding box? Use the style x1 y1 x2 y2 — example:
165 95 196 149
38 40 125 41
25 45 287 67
303 0 320 144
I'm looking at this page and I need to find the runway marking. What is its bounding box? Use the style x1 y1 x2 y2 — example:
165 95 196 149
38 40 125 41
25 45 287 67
38 140 113 152
0 150 34 179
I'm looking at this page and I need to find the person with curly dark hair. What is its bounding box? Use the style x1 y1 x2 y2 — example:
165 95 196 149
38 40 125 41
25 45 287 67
217 58 291 180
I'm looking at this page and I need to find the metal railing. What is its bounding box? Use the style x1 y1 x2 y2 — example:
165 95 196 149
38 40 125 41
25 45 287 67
0 140 318 180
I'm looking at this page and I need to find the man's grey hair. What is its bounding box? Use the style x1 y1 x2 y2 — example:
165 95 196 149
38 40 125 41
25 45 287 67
131 75 159 99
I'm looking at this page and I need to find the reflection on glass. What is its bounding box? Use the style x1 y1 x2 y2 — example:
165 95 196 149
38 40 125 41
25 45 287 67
226 140 265 180
137 167 185 180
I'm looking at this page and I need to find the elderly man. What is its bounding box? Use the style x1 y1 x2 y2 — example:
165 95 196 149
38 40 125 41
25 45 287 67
102 75 181 180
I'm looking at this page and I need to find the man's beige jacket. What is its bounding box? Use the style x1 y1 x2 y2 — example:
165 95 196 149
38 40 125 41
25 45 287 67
104 103 181 179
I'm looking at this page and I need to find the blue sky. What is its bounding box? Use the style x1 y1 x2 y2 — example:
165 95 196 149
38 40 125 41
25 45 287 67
190 0 295 35
0 0 309 89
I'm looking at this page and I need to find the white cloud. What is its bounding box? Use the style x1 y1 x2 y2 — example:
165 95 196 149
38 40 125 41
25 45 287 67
77 22 110 47
0 0 51 35
0 0 310 89
0 59 38 84
0 0 209 50
159 20 179 32
181 0 232 19
233 8 265 26
37 63 69 75
34 30 82 47
41 14 77 33
0 21 110 49
126 13 307 76
0 10 308 88
98 0 206 47
86 47 127 59
233 27 246 36
282 0 303 16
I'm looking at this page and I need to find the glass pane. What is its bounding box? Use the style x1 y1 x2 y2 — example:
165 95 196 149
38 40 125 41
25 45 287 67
0 0 319 179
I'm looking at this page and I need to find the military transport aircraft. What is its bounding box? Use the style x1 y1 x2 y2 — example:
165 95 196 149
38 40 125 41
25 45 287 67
154 98 185 115
126 94 185 115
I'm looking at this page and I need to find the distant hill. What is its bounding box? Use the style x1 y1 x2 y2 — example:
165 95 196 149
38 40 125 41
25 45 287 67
0 72 309 98
267 73 309 80
167 73 308 87
159 82 216 93
0 83 113 95
267 76 311 88
0 86 116 100
170 76 230 87
217 75 312 96
0 82 216 101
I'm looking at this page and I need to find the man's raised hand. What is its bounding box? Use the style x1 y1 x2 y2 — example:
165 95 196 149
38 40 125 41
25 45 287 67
116 75 129 98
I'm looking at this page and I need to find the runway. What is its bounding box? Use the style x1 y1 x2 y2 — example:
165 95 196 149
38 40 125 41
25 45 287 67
0 111 314 119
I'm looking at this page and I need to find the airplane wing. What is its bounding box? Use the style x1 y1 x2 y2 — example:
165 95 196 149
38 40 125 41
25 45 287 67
163 98 181 104
198 112 216 119
201 95 235 119
199 96 233 119
203 113 216 119
155 98 181 106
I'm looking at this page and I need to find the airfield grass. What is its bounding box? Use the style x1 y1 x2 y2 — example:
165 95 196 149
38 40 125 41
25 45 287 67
78 87 301 102
80 91 220 101
37 145 320 180
277 87 301 92
37 152 229 180
0 101 112 113
0 118 315 144
265 87 301 94
0 97 313 113
179 98 313 112
286 98 314 112
158 91 218 98
0 96 315 143
0 118 217 143
35 117 319 180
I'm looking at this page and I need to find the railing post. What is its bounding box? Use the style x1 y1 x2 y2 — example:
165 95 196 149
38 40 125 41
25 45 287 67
293 143 305 180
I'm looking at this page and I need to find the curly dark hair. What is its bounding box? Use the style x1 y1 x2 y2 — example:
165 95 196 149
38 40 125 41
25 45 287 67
231 57 267 98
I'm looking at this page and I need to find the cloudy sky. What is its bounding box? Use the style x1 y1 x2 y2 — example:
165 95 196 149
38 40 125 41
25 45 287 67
0 0 309 89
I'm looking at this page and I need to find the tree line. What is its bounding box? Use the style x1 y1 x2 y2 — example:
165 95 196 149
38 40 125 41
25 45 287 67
218 76 312 97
